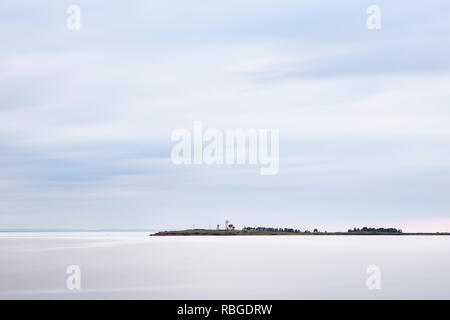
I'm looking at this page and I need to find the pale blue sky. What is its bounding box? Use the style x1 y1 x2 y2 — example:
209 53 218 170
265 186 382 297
1 1 450 231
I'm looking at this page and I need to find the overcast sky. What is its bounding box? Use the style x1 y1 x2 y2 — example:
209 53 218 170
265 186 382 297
1 1 450 231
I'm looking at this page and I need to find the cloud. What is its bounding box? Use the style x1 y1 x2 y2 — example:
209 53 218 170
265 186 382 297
1 1 450 229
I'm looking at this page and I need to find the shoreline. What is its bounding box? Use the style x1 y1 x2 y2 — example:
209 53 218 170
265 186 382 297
152 230 450 236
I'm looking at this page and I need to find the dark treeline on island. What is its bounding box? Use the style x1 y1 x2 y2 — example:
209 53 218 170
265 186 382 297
348 227 402 233
242 226 402 234
242 227 303 233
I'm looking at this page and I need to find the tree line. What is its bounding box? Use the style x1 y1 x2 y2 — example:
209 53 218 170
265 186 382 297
241 226 403 233
242 227 321 233
348 227 402 233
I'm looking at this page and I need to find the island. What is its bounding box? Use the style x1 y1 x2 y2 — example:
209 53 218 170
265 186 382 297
152 226 450 236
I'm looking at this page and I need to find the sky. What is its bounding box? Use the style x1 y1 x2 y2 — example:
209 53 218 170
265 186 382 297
1 1 450 232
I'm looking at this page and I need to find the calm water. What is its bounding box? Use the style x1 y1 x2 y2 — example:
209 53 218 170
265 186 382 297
0 232 449 299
